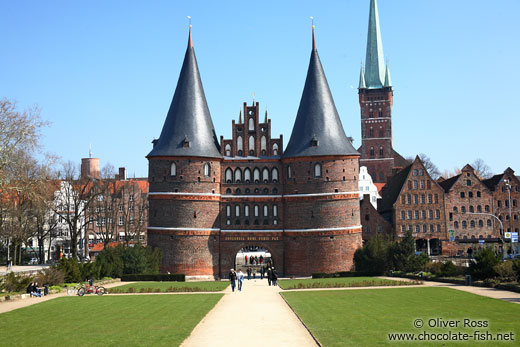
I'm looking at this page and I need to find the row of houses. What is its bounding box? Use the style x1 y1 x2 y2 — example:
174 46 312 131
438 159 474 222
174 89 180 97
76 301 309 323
361 156 520 257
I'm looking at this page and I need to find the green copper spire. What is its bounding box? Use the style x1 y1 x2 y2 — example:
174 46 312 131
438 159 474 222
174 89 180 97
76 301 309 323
364 0 386 88
359 65 366 89
384 63 391 87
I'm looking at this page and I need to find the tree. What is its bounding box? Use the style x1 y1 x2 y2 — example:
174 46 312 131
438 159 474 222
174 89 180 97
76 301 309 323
471 158 492 179
353 235 391 274
469 247 502 280
53 162 103 259
118 181 148 245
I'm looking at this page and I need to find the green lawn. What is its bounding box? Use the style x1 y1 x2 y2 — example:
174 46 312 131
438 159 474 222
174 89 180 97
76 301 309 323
282 287 520 346
0 294 223 346
278 276 419 290
109 281 229 293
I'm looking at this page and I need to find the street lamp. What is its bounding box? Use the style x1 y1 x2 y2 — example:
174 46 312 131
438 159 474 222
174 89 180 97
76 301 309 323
503 180 513 257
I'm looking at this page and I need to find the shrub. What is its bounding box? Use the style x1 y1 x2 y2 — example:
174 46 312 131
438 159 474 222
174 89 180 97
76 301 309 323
80 261 101 281
57 258 82 283
423 261 442 276
3 272 33 292
439 261 464 277
353 235 392 274
95 244 162 278
121 273 185 282
35 267 65 286
469 247 502 280
512 259 520 282
493 261 516 282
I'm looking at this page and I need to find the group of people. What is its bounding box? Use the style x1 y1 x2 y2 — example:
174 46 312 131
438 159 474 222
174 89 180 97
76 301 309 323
26 282 47 297
229 265 278 291
244 255 264 265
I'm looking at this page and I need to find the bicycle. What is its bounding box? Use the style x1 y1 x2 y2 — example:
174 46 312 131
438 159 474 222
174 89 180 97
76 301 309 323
66 283 82 296
77 282 106 296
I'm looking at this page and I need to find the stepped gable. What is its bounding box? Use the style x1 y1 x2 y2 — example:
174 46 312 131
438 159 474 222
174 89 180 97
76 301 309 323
284 27 357 158
147 28 221 159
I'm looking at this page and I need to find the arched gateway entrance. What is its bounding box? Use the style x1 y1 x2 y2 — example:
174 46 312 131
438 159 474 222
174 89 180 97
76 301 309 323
235 246 273 274
219 236 284 278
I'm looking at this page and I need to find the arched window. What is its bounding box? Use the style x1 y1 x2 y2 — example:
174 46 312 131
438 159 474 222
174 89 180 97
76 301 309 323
253 168 260 182
254 205 259 217
226 188 231 194
235 205 240 217
170 162 176 176
225 144 231 156
225 168 233 183
237 136 243 152
314 163 322 178
476 191 481 197
369 147 375 157
379 146 384 156
263 205 268 217
244 205 250 217
203 163 211 177
287 165 292 179
485 205 490 212
478 220 483 227
226 205 231 217
235 188 241 195
244 168 251 183
369 126 373 137
272 168 279 182
470 220 475 228
462 221 467 229
487 219 491 227
272 188 278 194
249 118 254 131
477 205 482 213
469 205 474 213
454 221 459 229
273 205 278 217
262 168 269 182
273 143 278 156
234 168 242 183
453 206 458 213
249 136 255 154
261 136 267 151
461 206 466 213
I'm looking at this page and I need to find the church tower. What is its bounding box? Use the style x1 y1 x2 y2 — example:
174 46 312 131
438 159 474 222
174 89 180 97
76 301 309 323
358 0 405 183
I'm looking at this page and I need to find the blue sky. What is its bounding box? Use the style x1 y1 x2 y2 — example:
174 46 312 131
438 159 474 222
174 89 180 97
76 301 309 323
1 0 519 178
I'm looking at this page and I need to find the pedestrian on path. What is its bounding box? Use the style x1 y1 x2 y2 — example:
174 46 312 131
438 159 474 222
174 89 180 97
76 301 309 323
247 267 251 280
271 268 278 286
260 266 265 280
267 267 272 286
229 269 237 292
237 270 244 291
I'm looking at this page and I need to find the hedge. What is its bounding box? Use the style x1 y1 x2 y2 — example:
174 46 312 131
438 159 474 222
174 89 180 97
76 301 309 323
312 271 379 279
121 274 185 282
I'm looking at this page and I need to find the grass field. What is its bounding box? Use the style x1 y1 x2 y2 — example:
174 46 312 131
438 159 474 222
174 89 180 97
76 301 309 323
109 281 229 293
282 287 520 346
0 294 223 346
278 277 419 290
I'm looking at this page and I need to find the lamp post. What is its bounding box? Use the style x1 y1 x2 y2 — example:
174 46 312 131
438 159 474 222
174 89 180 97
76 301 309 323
504 180 513 257
468 212 506 259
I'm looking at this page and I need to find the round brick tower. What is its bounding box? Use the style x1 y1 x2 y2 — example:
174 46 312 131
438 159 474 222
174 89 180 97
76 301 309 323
147 27 222 276
282 27 362 276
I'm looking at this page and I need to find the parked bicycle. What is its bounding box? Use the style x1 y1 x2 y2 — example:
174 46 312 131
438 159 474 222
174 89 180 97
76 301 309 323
77 280 106 296
66 283 82 296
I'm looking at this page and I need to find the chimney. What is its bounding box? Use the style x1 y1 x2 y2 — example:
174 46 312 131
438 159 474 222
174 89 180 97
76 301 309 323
118 167 127 180
81 158 100 179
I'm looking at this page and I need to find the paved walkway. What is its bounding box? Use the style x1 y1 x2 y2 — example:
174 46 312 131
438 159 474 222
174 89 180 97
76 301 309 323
181 279 317 347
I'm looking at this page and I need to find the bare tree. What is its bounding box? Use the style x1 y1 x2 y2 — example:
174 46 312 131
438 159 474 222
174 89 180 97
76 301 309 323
472 158 492 179
119 181 148 245
53 161 102 259
407 153 441 179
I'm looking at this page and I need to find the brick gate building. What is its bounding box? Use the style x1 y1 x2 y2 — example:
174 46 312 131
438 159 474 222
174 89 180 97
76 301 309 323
146 26 361 278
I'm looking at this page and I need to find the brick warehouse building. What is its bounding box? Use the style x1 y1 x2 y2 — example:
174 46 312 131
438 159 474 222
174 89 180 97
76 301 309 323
146 25 362 278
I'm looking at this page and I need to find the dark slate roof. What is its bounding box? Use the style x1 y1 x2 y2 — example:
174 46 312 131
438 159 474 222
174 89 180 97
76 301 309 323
147 30 221 159
392 149 410 169
438 174 461 193
283 30 358 159
378 164 411 214
482 173 503 191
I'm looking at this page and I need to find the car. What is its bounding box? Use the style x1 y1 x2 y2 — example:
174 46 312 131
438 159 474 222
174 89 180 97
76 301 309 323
29 258 38 264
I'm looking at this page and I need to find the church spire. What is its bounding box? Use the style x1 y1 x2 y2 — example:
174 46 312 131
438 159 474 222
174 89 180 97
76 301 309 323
148 25 221 158
364 0 386 88
384 63 391 87
359 65 366 89
284 25 358 158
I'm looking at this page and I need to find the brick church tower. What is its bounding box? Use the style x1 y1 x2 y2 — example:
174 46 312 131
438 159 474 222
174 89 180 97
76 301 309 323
358 0 407 183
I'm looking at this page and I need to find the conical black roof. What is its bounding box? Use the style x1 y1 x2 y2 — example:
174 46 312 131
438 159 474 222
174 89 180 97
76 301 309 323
148 30 221 158
283 30 358 158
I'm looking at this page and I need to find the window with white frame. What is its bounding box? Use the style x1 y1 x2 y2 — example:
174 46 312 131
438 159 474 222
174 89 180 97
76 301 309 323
118 216 124 226
170 162 176 176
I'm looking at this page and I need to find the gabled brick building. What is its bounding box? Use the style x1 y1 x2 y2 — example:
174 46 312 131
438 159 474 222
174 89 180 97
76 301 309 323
379 156 446 255
146 26 361 277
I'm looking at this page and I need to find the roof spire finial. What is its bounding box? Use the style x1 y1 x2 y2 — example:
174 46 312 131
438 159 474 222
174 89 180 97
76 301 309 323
310 16 316 50
252 92 255 105
239 109 242 123
264 108 268 123
89 144 92 158
187 16 193 48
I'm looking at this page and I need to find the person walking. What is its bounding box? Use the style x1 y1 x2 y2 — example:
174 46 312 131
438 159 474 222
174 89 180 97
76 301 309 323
247 267 251 280
260 266 265 280
229 269 237 292
267 267 272 286
271 268 278 286
237 269 244 291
